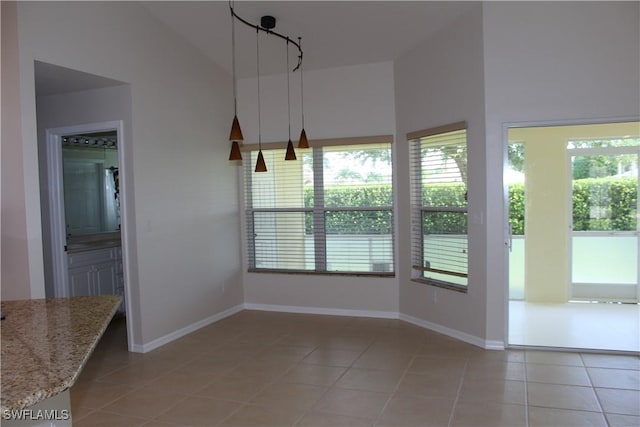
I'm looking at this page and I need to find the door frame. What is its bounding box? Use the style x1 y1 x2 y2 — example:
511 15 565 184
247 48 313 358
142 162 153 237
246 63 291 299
46 120 131 315
502 116 640 347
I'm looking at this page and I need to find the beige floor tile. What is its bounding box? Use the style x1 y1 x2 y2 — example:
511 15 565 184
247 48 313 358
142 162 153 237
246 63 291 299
352 351 413 371
320 335 374 352
396 372 462 398
70 405 96 422
457 378 526 405
466 349 526 363
303 347 364 367
95 363 172 387
377 394 454 427
173 354 242 377
588 367 640 390
528 407 607 427
70 380 137 409
450 401 526 427
295 411 373 427
225 358 295 380
195 376 271 402
526 364 592 386
335 368 404 393
75 359 126 383
465 360 526 381
581 354 640 370
250 381 327 414
595 388 640 416
219 404 301 426
407 356 467 377
526 350 584 366
256 345 317 363
417 340 484 360
313 388 390 419
605 413 640 427
102 387 188 419
144 370 218 395
154 396 241 426
528 383 601 412
282 363 347 386
73 410 148 427
73 312 640 427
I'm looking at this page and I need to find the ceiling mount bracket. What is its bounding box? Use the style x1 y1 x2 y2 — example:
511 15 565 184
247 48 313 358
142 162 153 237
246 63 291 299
229 2 302 72
260 15 276 30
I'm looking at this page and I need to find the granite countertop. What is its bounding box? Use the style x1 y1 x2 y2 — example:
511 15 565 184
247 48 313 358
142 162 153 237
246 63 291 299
0 295 121 412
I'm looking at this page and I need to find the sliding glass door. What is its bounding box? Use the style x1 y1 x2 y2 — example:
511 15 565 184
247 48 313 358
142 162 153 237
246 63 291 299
569 146 639 302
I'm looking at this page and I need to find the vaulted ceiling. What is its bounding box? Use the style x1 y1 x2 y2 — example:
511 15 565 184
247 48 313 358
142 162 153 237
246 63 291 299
142 1 474 78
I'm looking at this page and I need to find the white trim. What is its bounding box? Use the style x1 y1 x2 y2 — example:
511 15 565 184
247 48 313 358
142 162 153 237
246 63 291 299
130 304 245 353
399 313 505 350
46 129 69 298
46 121 124 298
244 303 398 319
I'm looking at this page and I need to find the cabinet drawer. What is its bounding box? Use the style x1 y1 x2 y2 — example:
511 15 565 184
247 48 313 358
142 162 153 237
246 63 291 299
68 248 114 267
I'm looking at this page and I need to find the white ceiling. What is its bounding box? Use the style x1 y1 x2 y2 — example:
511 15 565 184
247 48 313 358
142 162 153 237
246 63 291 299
35 2 473 95
143 1 474 78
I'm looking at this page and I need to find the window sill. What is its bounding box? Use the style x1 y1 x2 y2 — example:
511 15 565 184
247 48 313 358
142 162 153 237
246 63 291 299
410 278 468 293
248 268 395 278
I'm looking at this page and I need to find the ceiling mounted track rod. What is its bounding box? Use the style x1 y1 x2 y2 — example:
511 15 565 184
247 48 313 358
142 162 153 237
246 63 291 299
229 1 303 72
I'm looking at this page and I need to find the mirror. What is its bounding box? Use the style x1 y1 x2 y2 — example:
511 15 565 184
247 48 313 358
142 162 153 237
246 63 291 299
62 131 120 236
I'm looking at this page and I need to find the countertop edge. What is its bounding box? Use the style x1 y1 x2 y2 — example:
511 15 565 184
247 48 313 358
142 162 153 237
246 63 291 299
0 296 122 413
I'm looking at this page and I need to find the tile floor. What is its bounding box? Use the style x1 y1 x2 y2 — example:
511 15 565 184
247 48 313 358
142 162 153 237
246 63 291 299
509 301 640 352
71 311 640 426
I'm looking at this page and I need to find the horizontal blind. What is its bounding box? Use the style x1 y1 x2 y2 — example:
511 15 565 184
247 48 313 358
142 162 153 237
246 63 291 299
245 148 315 270
322 144 394 273
409 125 468 287
245 141 394 274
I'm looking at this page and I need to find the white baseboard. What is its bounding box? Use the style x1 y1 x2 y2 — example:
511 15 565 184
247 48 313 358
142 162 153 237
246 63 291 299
244 303 398 319
130 304 245 353
130 303 504 353
399 313 505 350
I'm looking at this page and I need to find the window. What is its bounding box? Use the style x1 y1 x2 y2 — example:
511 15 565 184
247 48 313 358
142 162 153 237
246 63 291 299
244 137 394 274
409 122 468 290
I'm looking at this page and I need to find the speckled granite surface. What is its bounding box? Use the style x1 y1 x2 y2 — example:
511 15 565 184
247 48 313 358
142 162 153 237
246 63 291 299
0 295 121 412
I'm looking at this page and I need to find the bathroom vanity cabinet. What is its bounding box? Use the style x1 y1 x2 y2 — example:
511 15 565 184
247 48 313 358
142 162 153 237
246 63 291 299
67 246 125 313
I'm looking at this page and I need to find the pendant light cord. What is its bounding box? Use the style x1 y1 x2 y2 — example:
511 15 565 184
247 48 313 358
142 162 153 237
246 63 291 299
298 37 305 130
256 28 262 149
286 39 291 141
231 0 237 115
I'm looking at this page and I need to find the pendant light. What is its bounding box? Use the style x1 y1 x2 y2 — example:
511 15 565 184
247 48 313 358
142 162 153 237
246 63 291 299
227 2 306 168
254 28 267 172
284 39 297 161
228 1 243 161
297 37 309 149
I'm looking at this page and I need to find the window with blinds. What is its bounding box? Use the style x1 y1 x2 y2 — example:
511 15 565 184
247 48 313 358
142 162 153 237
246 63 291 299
409 122 468 289
244 139 394 274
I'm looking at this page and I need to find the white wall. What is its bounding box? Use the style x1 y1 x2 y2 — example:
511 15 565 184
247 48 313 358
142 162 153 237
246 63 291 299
483 1 640 343
1 1 33 300
394 5 490 345
13 1 243 348
36 85 132 299
238 61 399 314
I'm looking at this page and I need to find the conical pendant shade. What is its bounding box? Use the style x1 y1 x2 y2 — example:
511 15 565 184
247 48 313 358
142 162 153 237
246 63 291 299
298 128 309 148
255 150 267 172
229 115 244 141
228 140 242 161
285 139 297 160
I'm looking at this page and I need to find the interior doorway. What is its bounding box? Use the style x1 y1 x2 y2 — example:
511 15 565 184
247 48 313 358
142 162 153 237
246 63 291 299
506 120 639 352
34 61 135 351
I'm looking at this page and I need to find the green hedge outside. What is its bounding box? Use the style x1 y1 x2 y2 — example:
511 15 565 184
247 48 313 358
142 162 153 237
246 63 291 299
302 177 637 235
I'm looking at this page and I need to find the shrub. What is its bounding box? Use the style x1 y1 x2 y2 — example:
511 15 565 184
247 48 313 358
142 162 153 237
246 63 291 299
301 177 636 235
